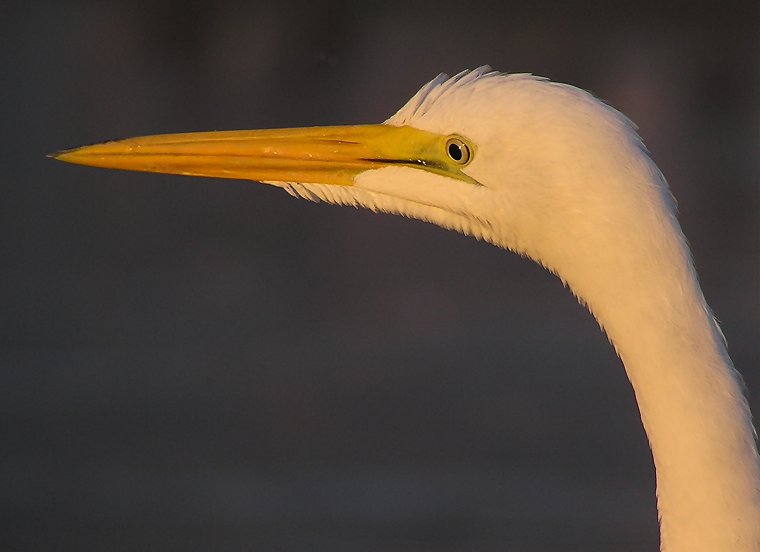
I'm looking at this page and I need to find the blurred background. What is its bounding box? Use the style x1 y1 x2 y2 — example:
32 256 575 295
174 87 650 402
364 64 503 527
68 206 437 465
2 1 758 550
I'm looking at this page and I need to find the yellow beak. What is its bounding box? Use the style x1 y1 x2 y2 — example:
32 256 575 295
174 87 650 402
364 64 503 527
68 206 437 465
53 124 475 187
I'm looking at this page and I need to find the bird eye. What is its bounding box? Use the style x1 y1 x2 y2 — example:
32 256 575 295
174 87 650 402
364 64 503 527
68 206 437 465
446 137 471 165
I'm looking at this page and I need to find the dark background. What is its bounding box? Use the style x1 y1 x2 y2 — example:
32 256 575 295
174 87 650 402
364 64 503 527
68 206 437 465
3 1 758 551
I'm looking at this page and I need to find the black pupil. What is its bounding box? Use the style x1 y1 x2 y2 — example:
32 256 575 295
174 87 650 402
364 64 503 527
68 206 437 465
448 142 463 161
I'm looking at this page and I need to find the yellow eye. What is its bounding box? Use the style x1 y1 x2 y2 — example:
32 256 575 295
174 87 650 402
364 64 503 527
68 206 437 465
445 136 471 165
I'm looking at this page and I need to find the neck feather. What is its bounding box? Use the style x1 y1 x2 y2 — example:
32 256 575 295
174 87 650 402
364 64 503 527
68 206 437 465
531 163 760 550
601 240 760 551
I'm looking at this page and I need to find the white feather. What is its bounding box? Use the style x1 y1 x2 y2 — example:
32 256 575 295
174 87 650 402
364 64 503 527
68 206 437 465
269 68 760 551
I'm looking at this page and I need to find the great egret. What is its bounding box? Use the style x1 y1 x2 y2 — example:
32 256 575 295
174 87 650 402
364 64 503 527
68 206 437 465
54 67 760 551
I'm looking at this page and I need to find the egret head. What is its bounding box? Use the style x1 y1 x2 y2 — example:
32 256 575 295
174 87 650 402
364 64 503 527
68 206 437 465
54 67 672 281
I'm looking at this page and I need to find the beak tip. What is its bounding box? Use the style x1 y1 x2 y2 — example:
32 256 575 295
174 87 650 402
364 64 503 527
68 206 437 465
49 149 70 161
49 147 84 164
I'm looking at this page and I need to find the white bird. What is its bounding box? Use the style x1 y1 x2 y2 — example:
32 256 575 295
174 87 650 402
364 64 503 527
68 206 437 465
54 66 760 551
